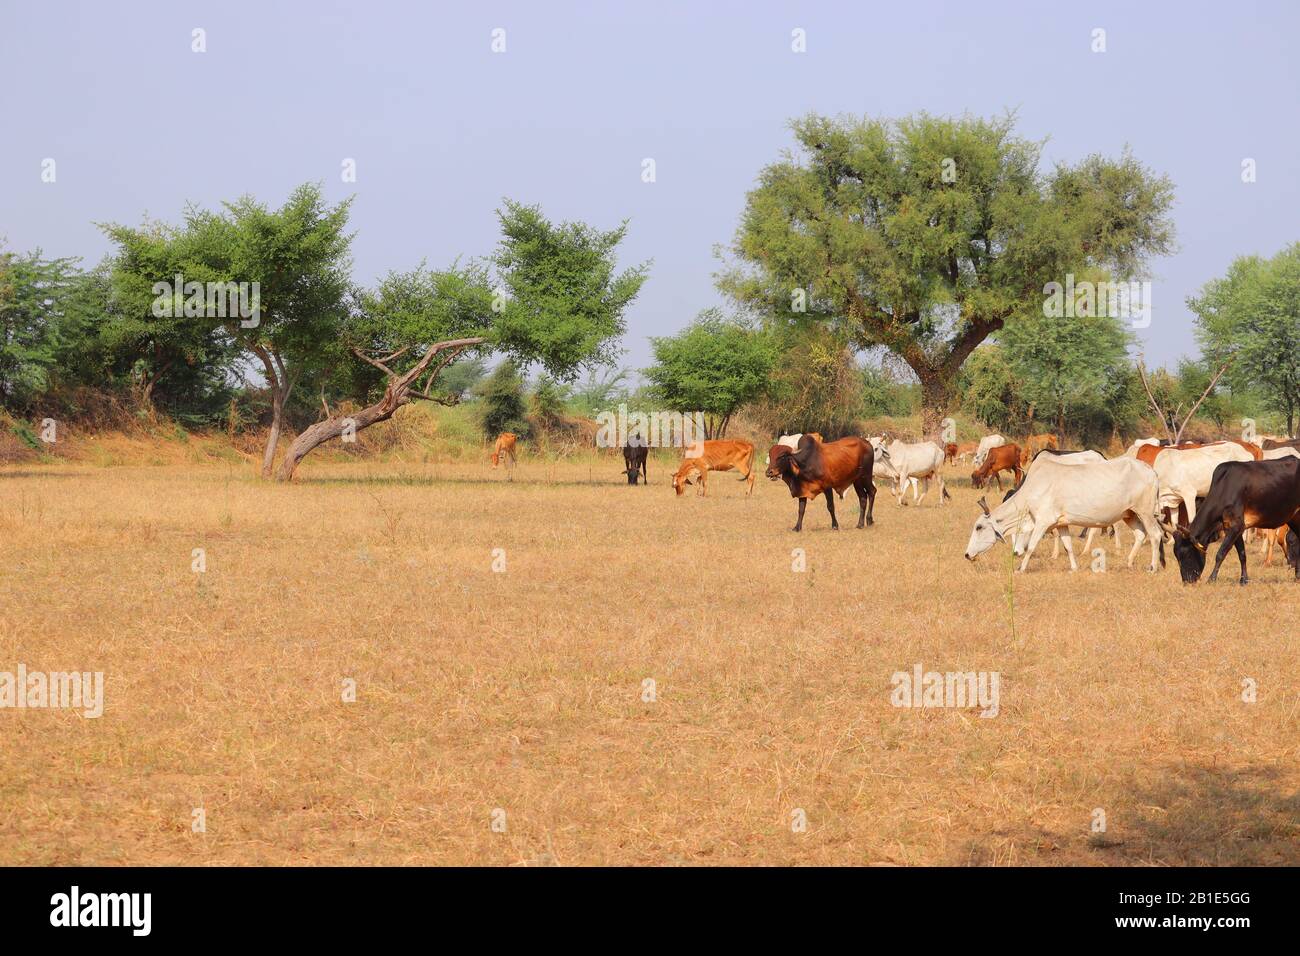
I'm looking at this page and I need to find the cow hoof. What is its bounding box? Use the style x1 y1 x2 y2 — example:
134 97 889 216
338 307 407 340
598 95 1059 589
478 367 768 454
1240 577 1249 586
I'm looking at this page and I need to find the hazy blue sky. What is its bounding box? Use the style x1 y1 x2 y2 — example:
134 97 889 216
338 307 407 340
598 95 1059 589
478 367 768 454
2 0 1297 374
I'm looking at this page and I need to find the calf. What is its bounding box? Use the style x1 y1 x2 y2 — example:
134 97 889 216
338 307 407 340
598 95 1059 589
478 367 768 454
971 443 1023 491
767 434 875 531
491 432 518 479
1165 457 1300 585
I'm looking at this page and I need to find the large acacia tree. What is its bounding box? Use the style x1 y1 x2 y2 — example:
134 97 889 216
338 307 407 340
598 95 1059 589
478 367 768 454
274 201 647 480
720 112 1175 437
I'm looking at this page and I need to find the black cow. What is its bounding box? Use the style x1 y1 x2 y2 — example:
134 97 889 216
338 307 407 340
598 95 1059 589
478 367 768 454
622 438 648 485
1165 457 1300 584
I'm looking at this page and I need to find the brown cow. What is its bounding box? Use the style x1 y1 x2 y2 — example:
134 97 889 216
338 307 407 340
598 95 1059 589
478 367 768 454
1263 436 1300 451
1018 433 1059 466
971 443 1023 491
491 432 518 479
766 434 876 531
943 442 958 465
952 440 979 464
672 440 756 497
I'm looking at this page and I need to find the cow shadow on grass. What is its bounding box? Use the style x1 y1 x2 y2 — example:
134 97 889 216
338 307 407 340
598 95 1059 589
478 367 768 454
954 762 1300 865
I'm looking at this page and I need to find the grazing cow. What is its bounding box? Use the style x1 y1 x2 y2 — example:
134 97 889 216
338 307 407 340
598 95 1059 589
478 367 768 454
1164 457 1300 585
766 434 876 531
953 440 980 463
672 440 757 497
1150 442 1258 523
970 443 1023 491
622 437 648 485
871 438 950 506
965 457 1164 573
1018 433 1059 466
1003 450 1118 556
972 435 1006 468
491 432 518 479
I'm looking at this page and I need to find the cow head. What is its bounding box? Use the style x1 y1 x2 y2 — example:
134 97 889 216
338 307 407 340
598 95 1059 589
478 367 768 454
624 467 640 485
490 452 500 467
964 496 1007 560
765 445 793 480
672 472 692 496
1161 518 1206 583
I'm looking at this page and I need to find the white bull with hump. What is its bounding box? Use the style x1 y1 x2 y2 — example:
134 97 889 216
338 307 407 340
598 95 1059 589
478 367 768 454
964 456 1164 573
1152 442 1256 523
870 437 949 506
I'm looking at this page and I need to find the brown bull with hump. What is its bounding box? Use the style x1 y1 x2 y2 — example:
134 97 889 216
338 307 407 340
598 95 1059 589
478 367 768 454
766 434 876 531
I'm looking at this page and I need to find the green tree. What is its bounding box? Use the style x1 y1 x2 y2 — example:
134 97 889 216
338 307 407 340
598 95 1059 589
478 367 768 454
103 183 354 476
998 309 1132 435
0 250 115 411
478 361 530 439
644 309 777 437
721 111 1175 437
1189 243 1300 436
274 202 647 479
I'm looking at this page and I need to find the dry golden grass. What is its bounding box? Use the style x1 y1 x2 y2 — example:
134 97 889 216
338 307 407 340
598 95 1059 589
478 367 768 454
1 454 1297 866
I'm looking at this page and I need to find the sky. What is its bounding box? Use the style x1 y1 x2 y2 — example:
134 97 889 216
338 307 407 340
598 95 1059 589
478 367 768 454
2 0 1297 377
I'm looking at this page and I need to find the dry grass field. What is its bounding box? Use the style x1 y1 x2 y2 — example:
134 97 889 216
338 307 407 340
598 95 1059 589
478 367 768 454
2 453 1298 866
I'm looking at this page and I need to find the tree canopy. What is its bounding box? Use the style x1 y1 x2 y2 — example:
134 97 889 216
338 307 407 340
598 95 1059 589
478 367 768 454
720 111 1175 436
1189 243 1300 436
643 309 777 438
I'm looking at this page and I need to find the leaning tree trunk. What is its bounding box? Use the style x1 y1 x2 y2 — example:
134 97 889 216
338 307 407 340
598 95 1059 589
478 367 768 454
275 391 401 481
274 336 485 481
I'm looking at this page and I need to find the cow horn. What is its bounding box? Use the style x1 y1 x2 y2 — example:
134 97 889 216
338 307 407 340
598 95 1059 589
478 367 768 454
977 496 990 516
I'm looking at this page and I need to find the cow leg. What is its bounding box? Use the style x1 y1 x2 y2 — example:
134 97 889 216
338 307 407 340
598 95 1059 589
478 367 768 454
1060 527 1080 571
915 477 929 507
862 480 876 526
1208 520 1244 583
854 485 868 529
1051 530 1061 559
1287 521 1300 579
1018 520 1051 573
698 467 708 497
793 497 807 532
825 492 839 530
994 472 1003 492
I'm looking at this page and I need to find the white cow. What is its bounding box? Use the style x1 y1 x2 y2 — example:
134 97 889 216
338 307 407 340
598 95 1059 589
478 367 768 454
1263 446 1300 460
1152 442 1256 523
871 438 949 506
1020 450 1124 556
972 434 1006 469
964 457 1164 573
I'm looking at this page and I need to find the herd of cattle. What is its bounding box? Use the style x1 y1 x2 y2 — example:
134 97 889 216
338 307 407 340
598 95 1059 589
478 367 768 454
489 427 1300 584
